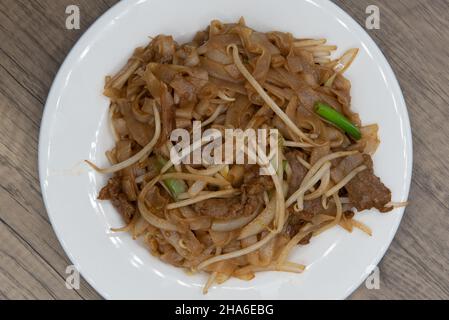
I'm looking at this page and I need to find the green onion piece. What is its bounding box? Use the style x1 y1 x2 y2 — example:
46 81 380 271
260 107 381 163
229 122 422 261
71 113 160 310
155 156 187 199
314 102 362 140
164 178 187 199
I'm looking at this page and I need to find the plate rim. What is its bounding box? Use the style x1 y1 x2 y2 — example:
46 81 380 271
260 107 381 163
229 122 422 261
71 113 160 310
39 0 413 300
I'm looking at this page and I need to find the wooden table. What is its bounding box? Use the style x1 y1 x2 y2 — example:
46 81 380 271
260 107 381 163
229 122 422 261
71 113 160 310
1 0 448 300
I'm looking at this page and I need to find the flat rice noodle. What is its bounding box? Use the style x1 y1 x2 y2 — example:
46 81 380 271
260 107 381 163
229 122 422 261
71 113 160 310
295 86 322 111
137 45 156 65
122 175 138 201
284 95 300 139
209 20 224 36
151 63 209 91
318 66 335 85
251 48 271 82
331 88 351 106
161 231 190 258
115 140 133 162
159 84 175 146
198 82 219 99
224 63 244 80
294 50 320 87
170 74 197 101
200 57 243 83
209 230 238 247
331 89 360 126
141 98 156 115
246 115 269 129
342 104 360 127
265 68 288 88
225 94 253 128
119 101 153 147
244 82 265 106
318 91 344 114
257 232 276 266
241 236 261 266
151 35 176 63
139 156 161 182
293 48 315 69
297 86 343 114
266 31 294 56
270 54 286 68
195 99 212 117
215 263 238 284
232 28 278 81
264 83 285 107
209 20 234 37
246 32 280 56
263 83 294 103
286 49 304 73
177 98 196 119
165 209 191 232
209 77 247 95
106 59 140 90
133 214 150 238
149 63 185 84
199 34 242 54
126 75 146 100
325 125 346 148
285 150 308 198
188 216 212 231
113 117 128 138
160 248 184 267
144 186 168 214
103 87 124 101
275 67 305 92
181 230 205 255
176 45 200 67
301 73 319 88
333 73 351 91
206 48 233 65
214 114 226 125
295 103 326 136
195 230 213 247
132 95 153 123
325 74 360 125
192 30 209 47
240 104 259 129
309 144 331 166
185 67 209 82
229 25 253 48
347 124 380 155
143 67 163 99
272 116 293 140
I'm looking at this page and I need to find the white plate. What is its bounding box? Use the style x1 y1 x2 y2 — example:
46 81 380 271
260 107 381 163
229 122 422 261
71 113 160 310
39 0 412 300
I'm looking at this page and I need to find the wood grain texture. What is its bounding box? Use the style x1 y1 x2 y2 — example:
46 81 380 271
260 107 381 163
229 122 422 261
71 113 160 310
0 0 448 300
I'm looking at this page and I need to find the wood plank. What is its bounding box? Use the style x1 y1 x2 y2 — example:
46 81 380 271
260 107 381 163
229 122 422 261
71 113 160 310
0 0 112 300
0 220 81 299
0 0 448 300
333 0 449 299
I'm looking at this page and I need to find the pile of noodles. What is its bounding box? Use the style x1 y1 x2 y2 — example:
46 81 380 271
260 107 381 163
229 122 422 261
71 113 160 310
87 18 406 294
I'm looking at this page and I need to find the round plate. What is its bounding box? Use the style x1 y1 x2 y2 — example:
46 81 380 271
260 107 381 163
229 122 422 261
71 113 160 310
39 0 412 299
